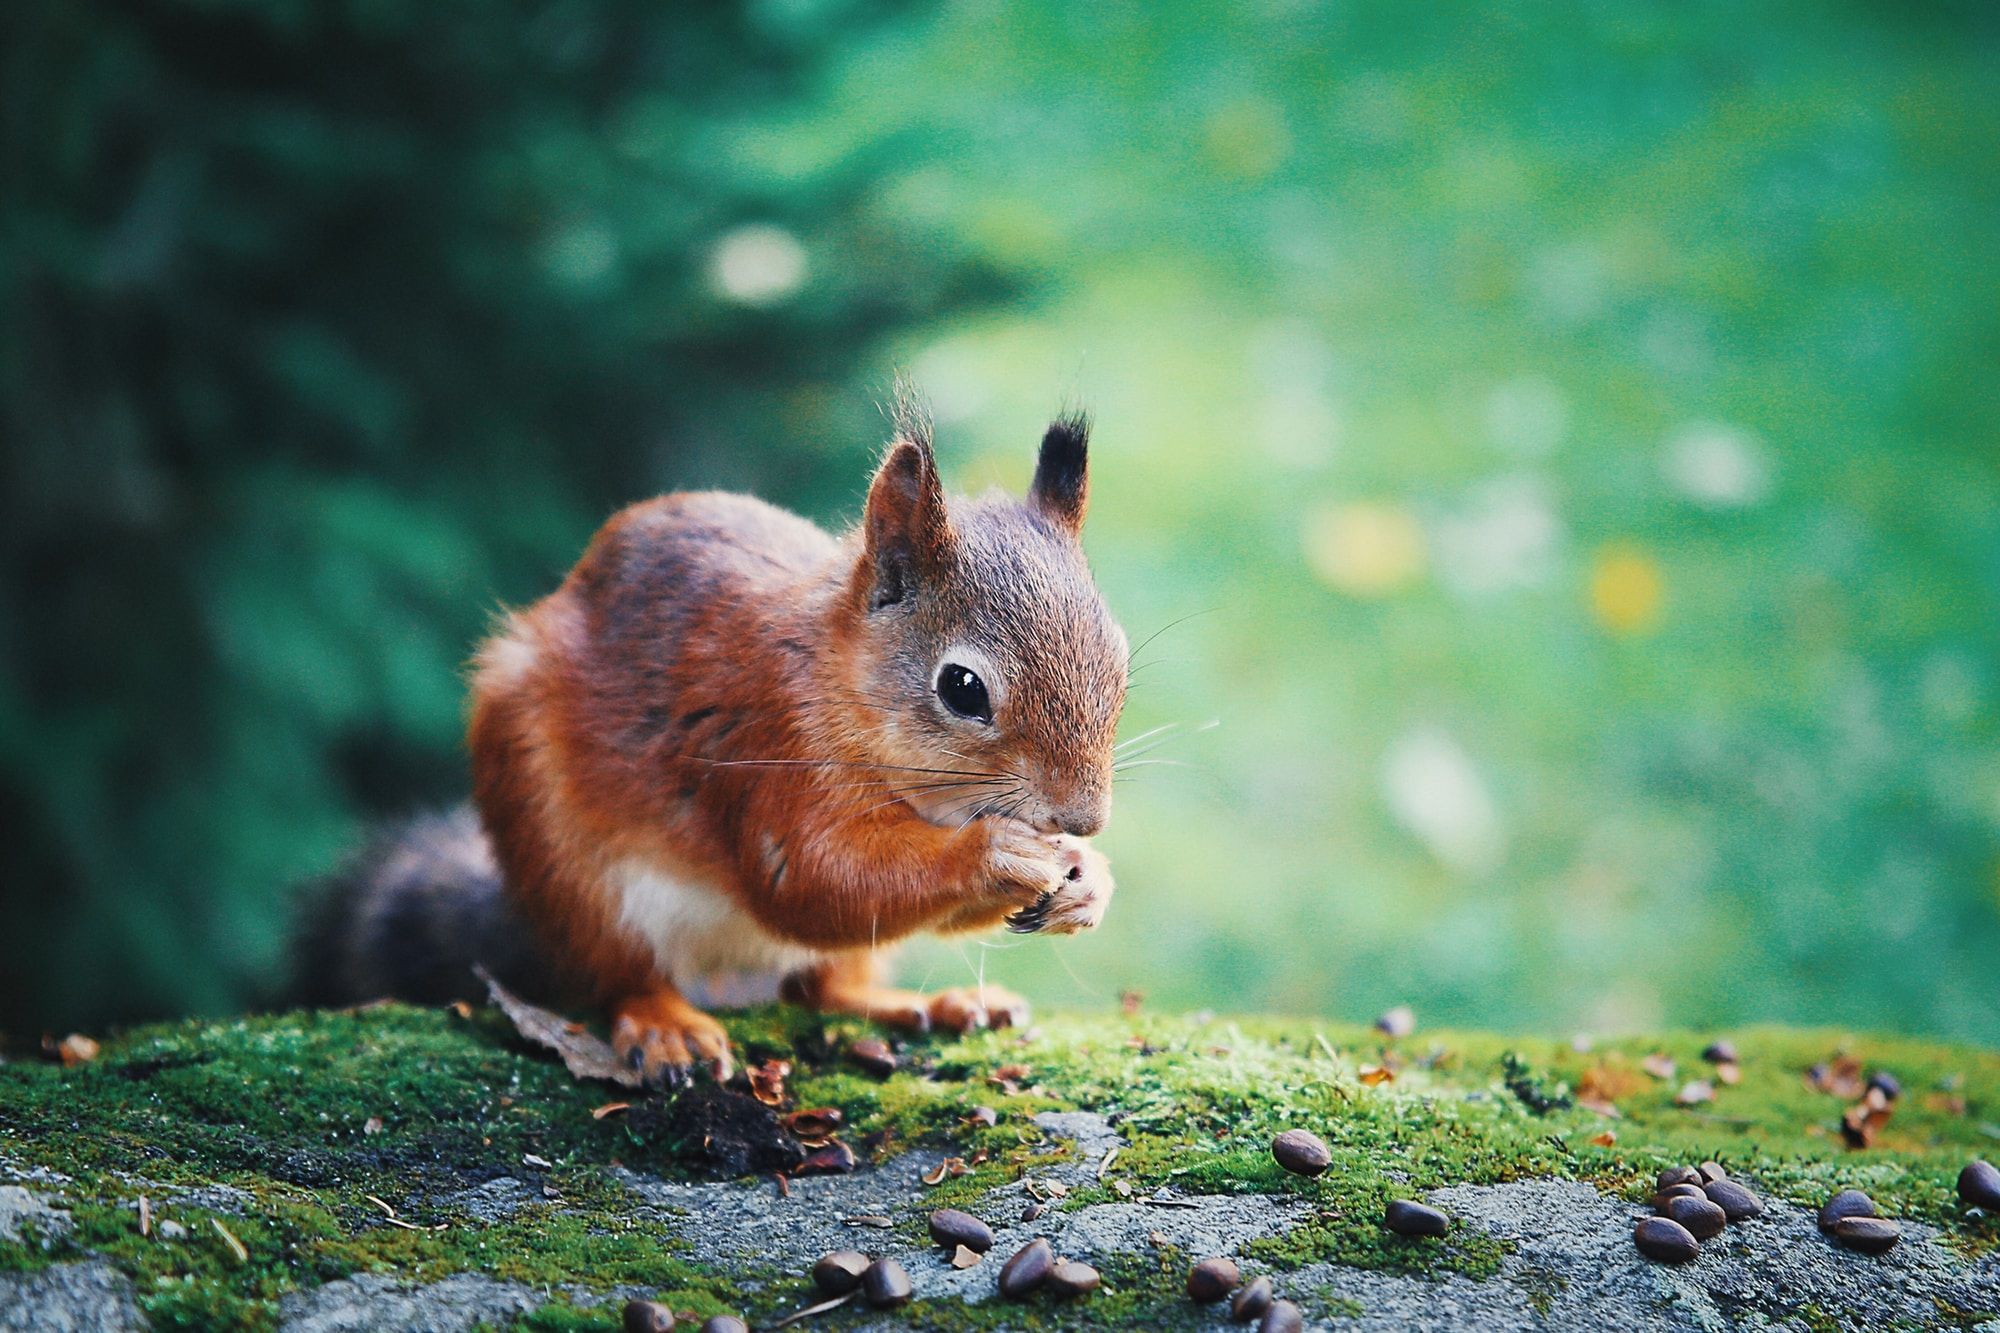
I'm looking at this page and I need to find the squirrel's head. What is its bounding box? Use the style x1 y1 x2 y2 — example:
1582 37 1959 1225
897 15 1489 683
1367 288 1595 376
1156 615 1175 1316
838 403 1127 837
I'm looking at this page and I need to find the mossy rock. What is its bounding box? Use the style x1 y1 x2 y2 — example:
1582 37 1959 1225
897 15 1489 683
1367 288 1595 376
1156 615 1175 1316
2 1005 1997 1329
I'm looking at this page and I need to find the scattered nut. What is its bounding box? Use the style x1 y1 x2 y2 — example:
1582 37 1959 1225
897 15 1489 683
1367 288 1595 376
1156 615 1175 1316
1702 1178 1764 1221
1271 1129 1331 1177
861 1257 912 1308
1259 1298 1305 1333
1663 1194 1727 1241
1383 1200 1450 1237
998 1238 1053 1299
699 1319 747 1333
1230 1274 1273 1323
1047 1259 1100 1298
1832 1216 1901 1254
811 1251 870 1295
928 1207 994 1254
622 1300 675 1332
1187 1257 1240 1302
1817 1190 1877 1233
1959 1160 2000 1210
848 1038 897 1078
1652 1183 1705 1210
1633 1216 1700 1264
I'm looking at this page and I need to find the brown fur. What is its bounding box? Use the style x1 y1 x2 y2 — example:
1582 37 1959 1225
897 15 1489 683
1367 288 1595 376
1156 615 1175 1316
466 406 1127 1083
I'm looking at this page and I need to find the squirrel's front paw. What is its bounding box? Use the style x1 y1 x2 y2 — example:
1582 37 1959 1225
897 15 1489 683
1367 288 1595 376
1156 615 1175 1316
1006 837 1114 936
611 990 734 1090
982 819 1075 909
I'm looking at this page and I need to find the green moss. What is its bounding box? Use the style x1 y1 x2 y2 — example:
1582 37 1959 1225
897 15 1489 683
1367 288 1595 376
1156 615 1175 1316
3 1005 1997 1327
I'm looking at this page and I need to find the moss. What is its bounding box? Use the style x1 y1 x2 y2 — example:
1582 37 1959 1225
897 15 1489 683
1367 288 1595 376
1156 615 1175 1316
2 1005 1997 1328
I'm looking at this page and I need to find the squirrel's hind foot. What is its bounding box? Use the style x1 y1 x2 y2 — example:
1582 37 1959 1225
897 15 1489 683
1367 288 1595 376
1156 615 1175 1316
801 969 1030 1035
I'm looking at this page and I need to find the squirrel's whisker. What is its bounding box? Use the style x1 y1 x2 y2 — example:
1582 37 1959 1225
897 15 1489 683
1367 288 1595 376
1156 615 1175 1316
1113 721 1183 753
683 757 1007 779
1120 606 1219 673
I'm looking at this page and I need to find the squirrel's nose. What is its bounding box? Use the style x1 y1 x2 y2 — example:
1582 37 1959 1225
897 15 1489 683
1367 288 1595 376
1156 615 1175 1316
1053 798 1107 838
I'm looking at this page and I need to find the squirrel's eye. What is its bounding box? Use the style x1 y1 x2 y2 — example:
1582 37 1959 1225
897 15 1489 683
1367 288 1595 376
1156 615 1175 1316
935 664 993 723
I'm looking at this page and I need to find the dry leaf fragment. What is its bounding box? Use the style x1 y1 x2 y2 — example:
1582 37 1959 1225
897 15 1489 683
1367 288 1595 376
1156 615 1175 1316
1640 1053 1676 1081
922 1156 969 1186
841 1215 894 1228
1113 1179 1134 1197
950 1244 982 1269
362 1116 384 1136
962 1106 999 1129
138 1196 150 1238
1841 1087 1894 1149
782 1107 845 1142
848 1038 898 1077
448 1000 474 1020
797 1142 858 1175
1714 1062 1742 1086
988 1063 1031 1094
1675 1080 1716 1106
1807 1055 1865 1099
1120 989 1145 1016
474 965 639 1088
211 1218 249 1264
1588 1130 1617 1148
591 1102 631 1121
748 1058 792 1107
1358 1064 1395 1087
766 1292 855 1331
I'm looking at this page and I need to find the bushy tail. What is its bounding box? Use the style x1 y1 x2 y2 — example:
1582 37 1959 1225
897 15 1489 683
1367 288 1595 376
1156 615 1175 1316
289 805 549 1008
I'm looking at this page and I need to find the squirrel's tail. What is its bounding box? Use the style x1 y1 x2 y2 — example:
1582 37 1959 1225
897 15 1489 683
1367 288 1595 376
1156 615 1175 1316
288 805 549 1008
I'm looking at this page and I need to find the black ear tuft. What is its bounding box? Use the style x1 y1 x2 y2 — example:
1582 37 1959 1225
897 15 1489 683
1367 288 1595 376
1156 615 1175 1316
1031 411 1089 533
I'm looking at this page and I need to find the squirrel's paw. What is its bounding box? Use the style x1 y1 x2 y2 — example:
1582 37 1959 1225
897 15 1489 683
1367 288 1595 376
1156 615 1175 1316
927 984 1031 1034
1006 838 1113 936
983 819 1078 909
611 992 734 1090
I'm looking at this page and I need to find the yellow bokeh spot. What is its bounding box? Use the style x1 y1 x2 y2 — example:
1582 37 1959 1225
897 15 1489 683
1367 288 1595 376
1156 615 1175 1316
1590 544 1664 634
1303 501 1425 598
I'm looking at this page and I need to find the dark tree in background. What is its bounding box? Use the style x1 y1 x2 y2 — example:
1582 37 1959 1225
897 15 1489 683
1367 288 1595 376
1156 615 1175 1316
0 0 1009 1030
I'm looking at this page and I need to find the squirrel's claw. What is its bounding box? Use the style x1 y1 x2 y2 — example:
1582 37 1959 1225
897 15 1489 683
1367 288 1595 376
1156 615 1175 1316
611 1002 735 1091
1004 893 1055 934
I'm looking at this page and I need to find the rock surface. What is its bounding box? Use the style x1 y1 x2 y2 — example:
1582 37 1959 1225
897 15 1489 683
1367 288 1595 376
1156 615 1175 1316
0 1262 145 1332
278 1272 545 1332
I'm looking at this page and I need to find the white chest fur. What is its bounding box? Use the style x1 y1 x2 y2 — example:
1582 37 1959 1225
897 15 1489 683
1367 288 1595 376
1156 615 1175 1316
610 859 822 999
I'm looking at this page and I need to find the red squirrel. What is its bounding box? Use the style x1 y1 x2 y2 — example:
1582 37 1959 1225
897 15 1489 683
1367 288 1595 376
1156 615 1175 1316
296 399 1127 1085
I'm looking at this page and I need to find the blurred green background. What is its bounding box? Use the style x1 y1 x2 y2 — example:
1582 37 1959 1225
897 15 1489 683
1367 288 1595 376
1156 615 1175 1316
5 0 1997 1044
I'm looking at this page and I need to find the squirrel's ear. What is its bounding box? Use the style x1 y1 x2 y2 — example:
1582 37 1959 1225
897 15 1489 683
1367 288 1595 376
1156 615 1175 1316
862 436 951 609
1030 412 1089 534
